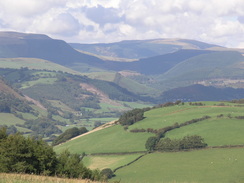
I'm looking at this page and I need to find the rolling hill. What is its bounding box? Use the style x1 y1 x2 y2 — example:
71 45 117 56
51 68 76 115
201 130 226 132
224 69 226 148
54 100 244 183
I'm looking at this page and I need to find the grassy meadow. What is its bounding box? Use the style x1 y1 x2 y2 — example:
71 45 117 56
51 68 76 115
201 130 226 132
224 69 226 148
0 58 80 74
166 118 244 146
54 125 153 154
128 102 244 130
83 154 144 170
111 148 244 183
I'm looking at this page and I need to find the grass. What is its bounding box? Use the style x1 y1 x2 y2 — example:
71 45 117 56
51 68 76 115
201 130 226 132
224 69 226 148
0 58 80 74
0 173 99 183
83 154 144 170
129 103 244 130
54 125 153 154
0 113 25 126
111 148 244 183
166 118 244 146
21 78 57 89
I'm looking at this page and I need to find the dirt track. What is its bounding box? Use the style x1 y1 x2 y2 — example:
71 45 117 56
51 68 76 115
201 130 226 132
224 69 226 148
67 120 117 142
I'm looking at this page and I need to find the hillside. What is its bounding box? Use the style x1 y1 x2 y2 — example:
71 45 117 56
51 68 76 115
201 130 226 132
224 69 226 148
54 101 244 183
159 84 244 102
0 67 152 140
0 31 104 66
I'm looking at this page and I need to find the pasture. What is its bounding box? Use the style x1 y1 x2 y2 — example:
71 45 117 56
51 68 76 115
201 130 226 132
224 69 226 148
54 125 152 154
166 118 244 146
111 148 244 183
129 103 244 130
83 153 144 170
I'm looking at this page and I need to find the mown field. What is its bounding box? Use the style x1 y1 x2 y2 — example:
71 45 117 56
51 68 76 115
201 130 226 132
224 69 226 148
83 154 144 170
54 101 244 183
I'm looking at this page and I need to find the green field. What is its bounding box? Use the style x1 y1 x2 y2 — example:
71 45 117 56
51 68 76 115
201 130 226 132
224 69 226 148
111 148 244 183
166 118 244 146
54 125 153 154
83 154 143 170
0 58 80 74
129 103 243 130
0 113 25 126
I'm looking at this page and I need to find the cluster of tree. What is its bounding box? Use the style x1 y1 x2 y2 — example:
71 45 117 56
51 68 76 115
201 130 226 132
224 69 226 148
52 127 88 146
145 135 207 152
230 99 244 104
189 102 205 106
156 100 183 108
118 108 150 126
0 92 34 114
0 68 33 86
235 116 244 119
0 127 105 181
17 117 62 138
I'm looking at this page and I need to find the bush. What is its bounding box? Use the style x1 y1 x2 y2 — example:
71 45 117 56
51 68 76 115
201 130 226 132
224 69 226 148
145 136 159 151
101 168 115 179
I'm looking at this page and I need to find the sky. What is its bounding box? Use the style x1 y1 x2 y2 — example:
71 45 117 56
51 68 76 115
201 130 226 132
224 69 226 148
0 0 244 48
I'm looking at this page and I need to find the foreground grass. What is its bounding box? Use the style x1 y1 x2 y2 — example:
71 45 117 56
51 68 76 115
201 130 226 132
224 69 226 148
112 148 244 183
0 173 99 183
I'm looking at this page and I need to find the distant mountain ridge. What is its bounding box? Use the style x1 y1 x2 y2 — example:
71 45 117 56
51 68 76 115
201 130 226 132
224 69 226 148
70 38 220 59
0 31 104 66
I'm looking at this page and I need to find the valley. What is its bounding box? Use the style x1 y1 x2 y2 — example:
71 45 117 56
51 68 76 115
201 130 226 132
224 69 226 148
0 31 243 182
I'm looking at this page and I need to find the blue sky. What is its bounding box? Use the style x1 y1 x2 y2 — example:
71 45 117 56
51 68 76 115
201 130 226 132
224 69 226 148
0 0 243 48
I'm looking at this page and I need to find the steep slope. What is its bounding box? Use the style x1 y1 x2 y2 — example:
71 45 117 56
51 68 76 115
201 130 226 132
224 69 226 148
0 31 104 66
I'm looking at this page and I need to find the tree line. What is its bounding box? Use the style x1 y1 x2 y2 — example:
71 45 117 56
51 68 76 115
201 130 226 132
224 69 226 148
52 127 88 146
0 127 108 181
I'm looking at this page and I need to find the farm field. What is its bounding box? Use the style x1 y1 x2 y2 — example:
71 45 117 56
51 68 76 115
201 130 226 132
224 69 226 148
111 148 244 183
83 153 144 170
0 113 25 126
0 58 80 74
129 102 244 130
54 125 153 154
166 118 244 146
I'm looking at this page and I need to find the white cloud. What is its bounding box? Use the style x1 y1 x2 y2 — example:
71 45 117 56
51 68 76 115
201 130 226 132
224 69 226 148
0 0 243 48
